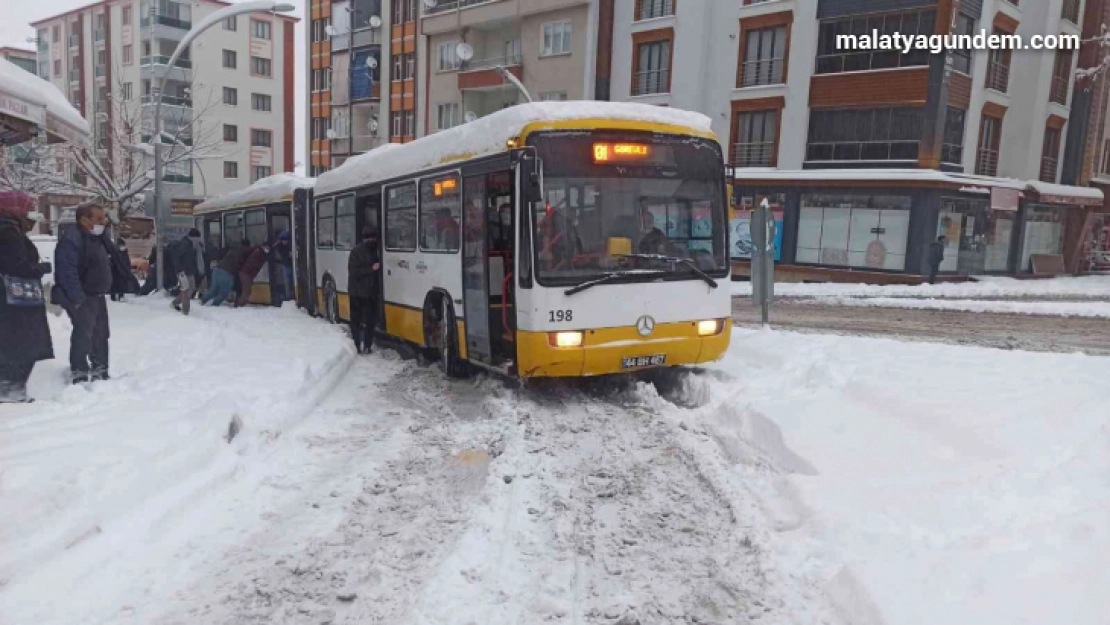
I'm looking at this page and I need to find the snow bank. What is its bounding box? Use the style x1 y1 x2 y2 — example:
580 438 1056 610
315 101 714 196
0 298 352 608
677 330 1110 625
825 296 1110 318
731 274 1110 300
195 172 315 213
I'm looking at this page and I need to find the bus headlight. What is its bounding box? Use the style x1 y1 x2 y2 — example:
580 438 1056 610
549 331 584 348
697 319 724 336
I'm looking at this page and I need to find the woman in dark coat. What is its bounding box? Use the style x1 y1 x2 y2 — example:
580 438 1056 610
0 192 54 403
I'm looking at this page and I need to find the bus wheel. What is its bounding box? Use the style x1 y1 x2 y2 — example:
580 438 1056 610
323 278 340 324
436 298 467 379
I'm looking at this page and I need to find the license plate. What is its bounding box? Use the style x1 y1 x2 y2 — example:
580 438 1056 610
621 354 666 370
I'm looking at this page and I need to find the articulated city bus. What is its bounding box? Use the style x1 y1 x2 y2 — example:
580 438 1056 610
193 173 316 310
309 102 731 379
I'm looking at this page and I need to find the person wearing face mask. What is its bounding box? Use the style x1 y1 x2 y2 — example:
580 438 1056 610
0 192 54 403
54 202 113 384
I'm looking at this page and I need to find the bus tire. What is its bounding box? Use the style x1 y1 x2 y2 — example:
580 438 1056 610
323 277 340 324
433 296 467 379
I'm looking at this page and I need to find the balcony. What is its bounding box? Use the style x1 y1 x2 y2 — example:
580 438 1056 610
140 55 192 82
141 94 192 108
986 60 1009 93
95 65 106 78
975 148 999 176
141 55 191 69
68 34 80 49
141 14 192 31
424 0 497 16
421 0 587 35
632 69 670 96
458 60 523 91
941 143 964 167
94 28 105 43
739 58 784 88
1050 75 1069 105
731 142 775 168
69 68 82 82
162 173 193 184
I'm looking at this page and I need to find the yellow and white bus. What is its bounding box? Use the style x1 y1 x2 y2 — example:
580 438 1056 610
193 173 316 308
309 101 731 378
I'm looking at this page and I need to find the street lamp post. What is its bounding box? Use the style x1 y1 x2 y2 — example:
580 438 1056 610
153 0 295 291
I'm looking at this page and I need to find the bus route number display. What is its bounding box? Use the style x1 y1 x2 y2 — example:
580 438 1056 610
593 142 652 164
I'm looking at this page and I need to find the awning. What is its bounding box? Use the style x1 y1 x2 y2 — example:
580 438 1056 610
0 58 90 146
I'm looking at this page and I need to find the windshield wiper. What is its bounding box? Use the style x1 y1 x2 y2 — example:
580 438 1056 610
616 253 719 289
564 270 666 296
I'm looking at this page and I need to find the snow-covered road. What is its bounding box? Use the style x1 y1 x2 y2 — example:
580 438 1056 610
2 300 1107 625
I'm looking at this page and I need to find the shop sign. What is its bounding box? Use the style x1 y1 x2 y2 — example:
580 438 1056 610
1037 193 1102 207
991 187 1020 212
171 198 199 216
0 91 46 126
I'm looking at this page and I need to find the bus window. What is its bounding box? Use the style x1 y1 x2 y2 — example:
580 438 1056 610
224 212 245 246
385 183 417 251
245 209 267 245
420 174 461 253
317 199 335 248
336 195 356 250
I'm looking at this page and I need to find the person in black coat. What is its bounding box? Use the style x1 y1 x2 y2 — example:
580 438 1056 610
168 229 203 315
55 203 113 384
347 228 381 354
0 194 53 403
928 236 947 285
109 237 137 301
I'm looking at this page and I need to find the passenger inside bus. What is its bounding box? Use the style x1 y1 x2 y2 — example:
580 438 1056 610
638 210 667 254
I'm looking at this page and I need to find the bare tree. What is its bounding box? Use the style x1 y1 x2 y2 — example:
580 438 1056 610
0 140 79 197
1077 25 1110 84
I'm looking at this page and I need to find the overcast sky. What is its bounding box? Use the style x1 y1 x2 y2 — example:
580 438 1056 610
1 0 308 177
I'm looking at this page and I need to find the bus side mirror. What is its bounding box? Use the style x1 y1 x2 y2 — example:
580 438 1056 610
523 156 543 204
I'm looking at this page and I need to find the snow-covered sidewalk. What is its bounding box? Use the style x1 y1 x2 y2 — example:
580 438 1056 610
0 298 353 603
817 296 1110 318
731 275 1110 301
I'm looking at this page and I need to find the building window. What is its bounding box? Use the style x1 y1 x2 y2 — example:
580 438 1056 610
252 93 272 111
1101 139 1110 176
405 111 415 136
251 129 272 148
740 26 787 88
636 0 675 20
223 49 237 69
732 109 778 167
392 0 416 23
806 107 923 164
951 13 974 75
252 165 272 183
351 48 379 99
252 20 272 40
38 61 49 79
223 87 239 105
419 174 461 252
816 9 935 74
1062 0 1081 23
1050 50 1072 105
252 57 272 77
52 26 60 43
224 124 238 142
317 199 335 248
312 18 331 43
1022 205 1069 271
633 38 671 95
540 91 568 101
542 21 573 56
334 195 356 250
121 82 133 101
123 44 133 65
436 102 460 131
797 194 912 270
438 42 459 71
1040 126 1062 183
311 117 331 140
986 30 1012 93
385 182 417 250
976 114 1003 176
122 6 132 26
54 59 61 77
223 161 239 178
391 112 403 138
245 209 267 245
942 107 966 166
224 16 237 31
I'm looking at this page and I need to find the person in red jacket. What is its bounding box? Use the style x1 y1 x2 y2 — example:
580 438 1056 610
235 243 270 307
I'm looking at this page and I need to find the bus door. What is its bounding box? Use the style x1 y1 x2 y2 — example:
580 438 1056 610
292 190 316 314
268 206 292 305
462 175 493 365
357 191 384 331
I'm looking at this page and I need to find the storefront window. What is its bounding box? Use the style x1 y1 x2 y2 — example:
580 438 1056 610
1085 213 1110 272
730 192 784 260
937 198 1014 274
798 193 911 270
1021 204 1069 272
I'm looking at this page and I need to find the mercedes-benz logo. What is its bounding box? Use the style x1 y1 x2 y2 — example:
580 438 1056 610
636 315 656 337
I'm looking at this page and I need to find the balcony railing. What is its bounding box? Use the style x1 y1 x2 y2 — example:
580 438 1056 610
141 15 192 30
942 143 964 166
1040 157 1059 183
740 58 784 88
68 34 80 48
731 142 775 168
162 173 193 184
976 148 999 176
1050 75 1069 105
141 94 192 107
986 60 1009 93
140 55 192 69
632 69 670 96
423 0 499 15
463 53 523 72
1062 0 1080 23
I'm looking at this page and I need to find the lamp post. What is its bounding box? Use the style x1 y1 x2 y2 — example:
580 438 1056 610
153 0 295 291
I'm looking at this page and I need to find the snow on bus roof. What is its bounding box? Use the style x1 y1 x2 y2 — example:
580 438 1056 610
195 173 315 214
314 102 715 196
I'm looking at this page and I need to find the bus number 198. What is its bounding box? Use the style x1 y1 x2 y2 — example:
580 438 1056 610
549 310 573 323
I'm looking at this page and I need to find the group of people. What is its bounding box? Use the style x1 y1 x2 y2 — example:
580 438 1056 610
1 196 130 402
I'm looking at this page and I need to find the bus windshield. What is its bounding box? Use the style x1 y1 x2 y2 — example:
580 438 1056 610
530 132 728 285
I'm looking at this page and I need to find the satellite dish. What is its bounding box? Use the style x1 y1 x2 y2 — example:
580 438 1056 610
423 0 437 8
464 111 478 123
456 42 474 62
326 129 337 139
325 25 336 37
369 15 382 29
365 55 378 70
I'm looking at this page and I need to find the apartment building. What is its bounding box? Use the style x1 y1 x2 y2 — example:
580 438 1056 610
605 0 1107 276
30 0 298 231
0 47 38 75
306 0 599 176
